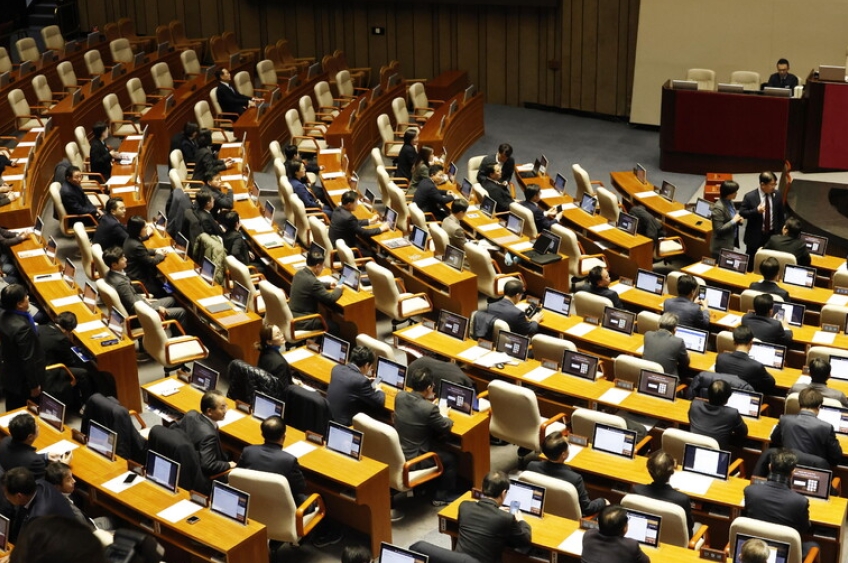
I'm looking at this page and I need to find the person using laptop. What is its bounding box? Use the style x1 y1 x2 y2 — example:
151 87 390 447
479 163 514 213
763 216 811 267
1 467 75 543
123 215 170 298
741 293 793 347
688 379 748 450
487 280 543 337
766 58 799 90
328 191 388 258
789 358 848 408
289 251 342 334
739 172 784 271
237 416 308 506
576 266 623 309
92 197 128 252
739 538 771 563
715 325 776 394
456 470 531 563
393 366 459 506
749 257 790 302
476 143 516 186
642 312 689 376
0 414 69 479
709 180 743 258
662 274 709 331
171 389 237 477
526 432 609 516
770 388 842 467
412 163 454 221
630 450 694 537
519 185 558 233
326 345 385 426
581 504 651 563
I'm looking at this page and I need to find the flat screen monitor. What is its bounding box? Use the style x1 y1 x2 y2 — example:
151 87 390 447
379 543 429 563
749 341 786 369
110 62 124 80
635 268 665 295
82 281 98 313
385 207 398 231
87 31 100 46
410 225 428 251
46 236 57 261
231 281 250 312
717 83 745 93
387 73 400 88
817 405 848 434
286 75 299 92
763 87 791 98
463 84 476 103
637 369 678 401
363 188 376 205
346 108 357 129
282 220 297 246
108 307 125 340
200 256 216 285
133 51 146 66
727 389 763 419
375 357 407 391
71 88 83 107
157 42 169 56
448 161 457 180
675 325 708 354
460 179 473 200
0 71 8 88
87 419 118 461
63 258 76 288
320 333 350 365
252 391 285 421
782 264 816 289
496 330 530 362
370 84 382 102
249 182 260 205
437 310 469 340
145 450 180 493
733 534 790 563
505 213 524 236
533 230 560 255
554 173 567 193
601 306 636 335
561 350 599 380
263 200 275 223
155 210 167 232
634 163 647 184
829 355 848 380
790 465 832 501
542 288 571 316
699 285 730 312
0 514 8 552
693 198 713 219
591 423 637 458
174 233 189 257
39 392 65 432
34 216 44 241
307 62 322 79
443 245 464 271
339 263 361 291
326 421 363 460
772 301 805 327
800 232 827 256
718 248 749 274
671 79 698 90
191 362 219 391
579 193 596 214
657 180 676 201
616 212 639 236
623 509 661 547
682 443 731 480
439 380 475 415
502 479 545 517
210 480 249 525
19 60 33 76
480 196 497 218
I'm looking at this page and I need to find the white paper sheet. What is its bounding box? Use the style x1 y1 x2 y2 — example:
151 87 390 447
284 441 318 458
37 440 79 455
667 209 692 218
634 191 658 199
157 500 202 523
565 444 584 462
76 320 106 333
328 188 347 196
610 284 632 294
414 257 440 268
111 186 136 194
669 471 714 495
558 530 585 555
17 249 45 259
686 262 714 275
278 254 308 265
812 331 837 345
321 148 342 155
562 203 577 210
565 323 596 337
170 270 199 280
795 375 811 386
474 351 513 368
508 241 534 251
283 348 314 363
106 175 132 186
51 295 82 307
198 295 229 307
598 387 631 405
0 413 20 428
102 471 144 493
146 379 185 396
589 223 613 233
718 314 741 326
241 217 274 233
523 366 556 382
33 272 62 282
232 192 249 201
218 409 246 428
539 189 560 199
457 346 491 362
477 223 501 232
401 324 433 339
322 172 345 180
221 174 244 182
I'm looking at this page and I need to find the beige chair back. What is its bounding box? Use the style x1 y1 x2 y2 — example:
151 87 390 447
151 62 175 94
335 239 359 268
299 95 318 124
573 291 613 319
391 97 412 127
832 268 848 290
57 61 78 89
518 471 582 520
572 164 595 201
31 75 55 107
9 89 41 131
508 201 537 239
0 48 11 74
258 280 325 342
91 244 108 278
335 70 354 97
16 38 39 63
355 334 396 361
716 330 735 355
314 81 336 110
74 126 91 160
661 428 719 463
289 197 312 247
276 174 295 225
386 182 410 233
366 261 429 322
467 155 485 183
73 221 97 282
807 345 848 365
136 301 169 365
621 494 690 546
785 392 841 415
307 216 333 269
41 26 65 52
126 78 151 114
256 60 278 88
428 223 449 257
234 71 253 97
228 468 302 543
686 68 716 91
270 142 284 163
65 142 85 170
103 93 138 137
636 310 661 334
488 379 556 452
407 203 428 233
615 355 664 384
180 49 201 77
550 223 605 278
84 50 105 75
464 242 518 298
729 517 803 563
377 114 401 158
819 305 848 331
96 279 130 319
375 165 392 205
408 82 434 119
753 248 796 276
109 39 133 64
571 408 627 440
730 71 761 91
531 334 576 366
596 187 620 223
49 182 71 235
225 256 263 313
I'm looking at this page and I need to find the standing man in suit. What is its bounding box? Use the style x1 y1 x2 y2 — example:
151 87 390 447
393 366 458 506
662 274 709 330
749 257 791 301
741 293 793 347
576 265 623 309
631 450 694 536
479 163 514 213
763 216 811 266
0 284 45 410
238 416 308 505
688 379 748 450
2 467 76 543
289 251 342 333
789 358 848 408
487 280 543 336
92 197 128 251
0 414 69 479
520 185 558 233
328 191 387 256
770 388 842 467
395 128 418 181
326 345 385 426
123 216 169 298
715 325 776 394
643 312 689 376
739 171 784 270
412 163 454 221
581 504 651 563
456 470 531 563
215 68 255 115
476 143 515 186
172 390 236 478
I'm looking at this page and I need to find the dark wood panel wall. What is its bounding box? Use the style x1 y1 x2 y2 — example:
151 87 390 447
78 0 639 117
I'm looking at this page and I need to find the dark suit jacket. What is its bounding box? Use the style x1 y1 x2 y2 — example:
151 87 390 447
580 528 650 563
715 351 776 394
92 213 127 250
662 296 709 330
749 280 790 302
525 459 606 516
0 437 47 479
289 267 342 317
38 323 85 371
767 72 799 89
741 313 793 347
222 229 250 266
257 347 292 388
11 480 76 543
739 188 784 248
328 206 381 249
519 200 555 233
456 498 532 563
59 180 97 216
216 82 251 115
326 364 385 426
413 177 453 220
393 391 453 460
764 234 811 266
743 477 809 536
631 481 694 536
687 400 748 450
408 356 475 392
396 143 417 180
292 177 323 210
487 297 538 336
709 198 739 257
172 410 231 476
238 443 308 505
788 382 848 408
575 283 623 309
191 147 226 182
480 177 513 213
477 154 516 185
123 237 164 293
89 138 113 181
106 269 145 312
771 410 843 466
643 329 689 375
0 310 45 397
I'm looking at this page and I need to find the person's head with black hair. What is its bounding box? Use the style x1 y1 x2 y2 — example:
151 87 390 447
0 284 28 311
45 461 75 494
541 431 569 463
219 210 240 232
183 121 199 140
9 515 107 563
720 180 739 200
195 190 213 211
759 256 780 282
752 293 774 317
65 165 82 185
305 250 325 274
759 171 777 193
587 265 610 289
503 279 526 303
349 345 375 369
808 358 831 385
646 450 676 485
341 190 359 209
481 470 510 500
708 379 732 406
732 325 754 348
450 198 469 217
255 324 284 352
92 120 109 141
2 466 37 504
482 162 501 180
260 415 286 444
598 504 629 537
126 215 148 239
524 184 541 202
56 311 78 333
8 413 37 443
408 366 434 394
202 170 222 186
103 245 125 270
769 448 797 476
284 144 299 161
196 129 213 148
402 128 418 146
286 159 305 180
412 146 435 170
104 196 125 217
214 68 231 82
799 387 823 411
341 545 372 563
676 274 699 299
497 143 513 160
782 216 801 239
200 389 227 422
428 163 444 179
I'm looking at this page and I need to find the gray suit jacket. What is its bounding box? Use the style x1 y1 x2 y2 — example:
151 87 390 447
393 391 453 460
441 214 467 249
662 296 709 330
487 297 538 336
172 410 230 476
105 269 144 312
770 410 843 466
326 364 385 426
289 267 342 317
642 329 689 375
709 198 738 257
788 382 848 408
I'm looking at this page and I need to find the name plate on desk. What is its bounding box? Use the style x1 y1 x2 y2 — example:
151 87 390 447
614 379 634 390
579 518 599 530
701 257 716 266
568 434 588 447
583 316 599 325
700 548 725 561
306 431 323 445
821 323 839 333
835 286 848 296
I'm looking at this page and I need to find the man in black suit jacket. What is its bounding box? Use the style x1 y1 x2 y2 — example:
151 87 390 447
487 280 543 336
770 388 842 467
2 467 76 543
476 143 515 185
575 265 623 309
39 312 101 408
289 251 342 332
238 415 308 505
215 68 254 115
763 216 811 267
749 257 791 301
328 191 387 255
688 379 748 450
715 325 776 394
526 433 608 516
741 293 793 347
0 284 45 410
631 450 694 536
326 345 385 426
59 166 101 219
172 390 236 477
519 185 557 233
123 216 168 298
739 171 784 270
456 471 531 563
581 504 650 563
92 197 128 251
643 312 689 375
412 163 454 221
479 162 514 213
0 414 70 479
395 129 418 181
408 355 476 392
662 274 709 330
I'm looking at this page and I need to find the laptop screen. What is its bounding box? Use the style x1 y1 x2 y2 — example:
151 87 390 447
580 193 596 214
682 443 731 479
63 258 76 288
282 220 297 246
0 514 8 552
496 330 530 361
39 392 65 432
790 465 832 500
817 405 848 434
174 233 189 257
591 423 636 458
602 307 636 335
309 242 325 258
379 543 429 563
829 355 848 380
82 281 99 313
693 198 713 219
733 534 790 563
699 285 730 312
231 281 250 311
554 173 567 193
320 334 350 365
634 163 647 184
635 269 665 295
210 481 249 524
437 310 469 340
624 509 661 547
460 179 473 200
34 216 44 240
87 419 118 461
443 245 464 271
748 341 786 369
108 307 125 340
616 212 639 236
410 225 429 251
146 450 180 493
252 392 285 421
718 249 749 274
772 301 805 327
200 257 216 285
155 210 167 232
542 288 571 316
480 197 497 218
658 181 676 201
375 357 407 391
675 325 708 354
637 370 678 401
534 230 560 255
448 162 457 179
502 479 545 517
385 207 399 231
800 232 827 256
782 264 816 289
326 421 363 460
561 350 599 380
46 236 58 261
339 263 361 291
439 381 475 415
363 188 376 205
505 213 524 236
263 200 275 223
727 389 763 418
191 362 219 391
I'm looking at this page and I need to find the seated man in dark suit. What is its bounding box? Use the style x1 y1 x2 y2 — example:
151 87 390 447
741 293 793 347
171 390 237 478
326 345 385 426
749 256 790 302
238 415 308 505
476 143 515 186
412 163 454 221
59 165 101 219
328 191 388 257
766 59 799 90
123 215 170 298
631 450 694 537
662 274 709 330
479 163 514 213
789 358 848 408
92 197 128 251
715 325 776 394
487 280 543 337
688 379 748 450
519 184 557 234
2 467 76 543
575 265 623 309
526 432 608 516
456 470 531 563
0 414 69 479
39 311 103 409
770 387 842 467
215 68 254 115
763 216 811 267
581 504 651 563
642 312 689 376
289 251 342 333
408 355 476 392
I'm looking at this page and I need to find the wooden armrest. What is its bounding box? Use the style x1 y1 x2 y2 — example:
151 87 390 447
413 107 436 116
112 119 142 132
210 467 231 480
801 546 819 563
395 293 432 319
63 214 98 231
24 114 47 125
476 390 489 400
155 86 176 94
590 180 604 186
384 140 403 149
81 172 106 184
213 117 236 128
164 335 208 364
688 524 709 550
403 451 444 488
729 458 745 479
634 435 652 454
45 363 77 386
539 412 568 448
675 383 688 395
296 493 325 537
129 280 149 295
394 122 421 132
302 125 325 137
831 477 841 497
293 135 322 151
161 318 189 335
128 409 147 429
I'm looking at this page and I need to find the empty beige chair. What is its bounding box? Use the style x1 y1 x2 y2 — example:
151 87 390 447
297 95 328 134
31 75 60 111
109 39 133 65
41 25 65 52
614 355 664 385
686 68 716 91
636 310 661 334
517 471 582 520
16 38 39 64
307 216 334 269
84 49 107 76
136 301 208 370
276 174 296 225
194 100 235 144
103 93 142 137
126 78 155 115
57 61 84 91
355 334 397 362
74 126 91 160
467 155 486 183
378 113 403 159
255 59 280 91
408 81 441 121
730 70 761 91
753 248 796 276
508 201 537 239
716 330 735 355
180 49 202 79
0 48 13 73
464 242 522 298
228 468 324 545
621 494 709 549
151 62 179 95
832 268 848 289
365 261 432 330
73 222 100 282
428 223 450 257
314 80 345 114
572 164 602 201
729 517 816 563
91 244 108 279
233 71 255 97
335 69 366 99
225 256 264 314
258 280 326 343
50 182 98 237
407 203 429 232
487 379 566 453
596 186 620 223
573 291 613 319
95 279 143 341
806 345 848 365
9 89 47 132
819 305 848 331
550 224 607 280
530 334 576 367
785 392 841 415
286 109 327 155
391 97 418 130
375 166 394 206
386 182 410 233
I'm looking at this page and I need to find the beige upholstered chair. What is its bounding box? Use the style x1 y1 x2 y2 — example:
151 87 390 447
614 355 664 385
194 100 235 144
636 310 661 334
41 25 65 52
233 71 255 97
256 59 281 91
391 97 419 130
806 345 848 365
73 222 100 282
508 201 537 239
408 81 442 121
407 203 429 233
753 248 796 276
531 334 577 367
84 50 107 76
50 181 98 237
180 49 202 79
275 174 296 225
288 197 314 248
297 96 328 134
487 379 567 453
378 113 403 159
95 279 143 341
307 216 334 269
729 517 817 563
126 78 155 115
151 62 180 95
375 166 395 206
832 268 848 289
573 291 613 319
74 126 91 160
464 242 522 298
169 150 203 188
314 80 345 113
715 330 735 355
225 256 264 314
57 61 84 91
31 75 60 111
785 392 841 415
621 494 709 549
103 93 142 137
136 301 208 370
596 186 620 223
109 39 134 65
0 48 13 74
258 280 326 343
550 224 606 279
365 261 433 330
517 471 582 520
228 468 325 545
335 70 367 99
386 182 410 233
819 304 848 331
730 71 761 91
467 155 486 183
65 141 110 189
665 272 705 297
286 109 327 155
686 68 716 91
91 244 108 279
469 310 509 342
572 408 626 439
355 334 398 362
428 223 450 257
572 164 602 201
16 38 39 64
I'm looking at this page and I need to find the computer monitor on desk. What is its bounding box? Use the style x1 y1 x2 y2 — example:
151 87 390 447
782 264 816 289
635 269 665 295
675 325 708 354
191 362 219 391
63 258 76 288
748 341 786 369
439 381 474 415
554 173 567 193
384 207 398 232
326 421 363 460
263 201 275 223
727 389 763 419
210 480 250 525
231 281 250 312
107 307 125 340
601 307 636 335
828 355 848 380
87 419 118 461
338 263 361 291
542 288 572 316
459 179 473 201
320 334 350 365
480 196 496 218
410 225 428 251
718 248 749 274
790 465 832 501
800 232 828 256
282 221 297 247
817 405 848 434
174 233 189 258
561 350 599 380
772 301 805 327
732 534 790 563
39 392 65 432
442 245 464 271
505 213 524 237
82 281 99 313
495 330 530 362
379 543 429 563
657 181 676 201
0 515 9 552
637 369 678 401
200 256 216 286
615 212 638 236
502 479 545 517
682 443 730 480
579 193 597 214
251 392 285 421
623 509 661 547
693 198 712 219
375 357 407 391
145 450 180 493
591 423 636 458
437 310 468 340
699 285 730 312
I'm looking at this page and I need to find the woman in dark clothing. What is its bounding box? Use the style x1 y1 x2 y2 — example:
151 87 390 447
191 129 231 181
89 121 118 181
255 324 292 389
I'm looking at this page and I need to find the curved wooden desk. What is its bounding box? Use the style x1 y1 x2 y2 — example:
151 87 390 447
418 91 485 160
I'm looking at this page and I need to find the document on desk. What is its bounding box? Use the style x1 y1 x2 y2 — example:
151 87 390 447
717 313 741 326
476 223 501 232
255 233 284 248
474 351 513 368
667 209 692 218
0 413 19 428
609 283 632 295
76 319 106 333
37 440 79 456
827 294 848 306
686 262 713 275
218 409 246 428
539 189 560 199
147 379 185 396
328 188 348 196
126 135 144 141
158 500 202 523
221 174 245 182
558 530 585 555
232 192 249 201
523 365 556 383
598 387 631 405
321 171 345 180
3 174 23 182
565 323 596 338
102 472 144 493
278 254 308 265
401 324 433 339
33 272 62 282
812 331 837 345
284 441 318 458
588 223 613 233
413 257 440 268
565 444 583 463
51 295 82 307
508 241 534 252
669 471 714 495
322 148 341 155
634 190 658 199
170 270 199 280
240 217 275 233
216 312 251 326
198 295 230 308
283 348 315 364
794 375 811 386
457 345 490 362
16 248 45 259
106 175 133 186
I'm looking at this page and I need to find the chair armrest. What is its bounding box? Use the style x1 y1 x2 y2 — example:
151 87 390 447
395 292 432 319
413 107 435 116
688 524 709 550
291 313 328 332
801 546 820 563
112 119 142 134
62 214 98 232
590 180 605 186
296 493 325 537
45 363 77 386
634 435 652 454
576 254 607 273
161 318 188 336
128 409 147 429
129 280 150 295
832 476 841 497
395 122 421 132
81 171 106 184
213 117 236 129
293 135 322 151
729 458 745 479
155 86 176 95
675 383 688 396
539 412 568 448
23 114 47 125
164 335 208 364
403 451 444 488
210 467 231 480
302 125 325 137
383 140 403 150
477 390 489 400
